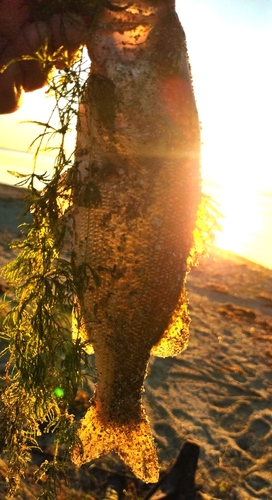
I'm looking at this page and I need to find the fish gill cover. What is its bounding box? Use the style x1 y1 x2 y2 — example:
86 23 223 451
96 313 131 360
0 0 220 497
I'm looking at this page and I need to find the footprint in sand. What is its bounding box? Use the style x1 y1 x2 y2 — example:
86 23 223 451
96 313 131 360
236 412 272 459
245 472 271 497
248 416 271 438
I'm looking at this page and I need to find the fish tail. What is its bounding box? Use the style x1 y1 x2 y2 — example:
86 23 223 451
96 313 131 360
72 403 159 483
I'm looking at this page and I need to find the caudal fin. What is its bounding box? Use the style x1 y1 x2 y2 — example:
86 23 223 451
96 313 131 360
71 403 159 483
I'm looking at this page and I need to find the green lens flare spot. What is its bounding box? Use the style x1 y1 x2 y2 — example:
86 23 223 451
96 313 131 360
54 387 65 398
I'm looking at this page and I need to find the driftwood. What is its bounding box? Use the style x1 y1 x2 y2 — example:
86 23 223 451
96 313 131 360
100 441 218 500
143 440 200 500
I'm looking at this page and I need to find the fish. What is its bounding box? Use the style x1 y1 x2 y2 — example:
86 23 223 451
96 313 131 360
70 0 201 483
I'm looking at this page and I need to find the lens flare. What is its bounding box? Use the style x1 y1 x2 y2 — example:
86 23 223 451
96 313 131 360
54 387 64 398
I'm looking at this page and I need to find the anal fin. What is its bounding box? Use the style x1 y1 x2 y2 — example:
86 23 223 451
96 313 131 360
151 287 190 357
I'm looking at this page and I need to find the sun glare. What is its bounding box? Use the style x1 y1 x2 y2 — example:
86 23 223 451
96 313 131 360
213 188 262 255
203 181 272 269
200 132 272 269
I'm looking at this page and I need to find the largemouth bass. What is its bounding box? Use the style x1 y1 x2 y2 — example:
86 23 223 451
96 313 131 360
71 0 201 483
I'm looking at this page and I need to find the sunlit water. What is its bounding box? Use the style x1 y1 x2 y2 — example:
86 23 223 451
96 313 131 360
1 148 272 270
0 147 55 188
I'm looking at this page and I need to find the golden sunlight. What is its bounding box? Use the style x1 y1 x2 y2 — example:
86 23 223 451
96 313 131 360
214 187 262 255
200 136 272 269
204 182 272 269
112 25 151 48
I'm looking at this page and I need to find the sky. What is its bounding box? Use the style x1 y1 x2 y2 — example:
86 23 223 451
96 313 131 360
176 0 272 269
0 0 271 189
0 0 272 267
176 0 272 190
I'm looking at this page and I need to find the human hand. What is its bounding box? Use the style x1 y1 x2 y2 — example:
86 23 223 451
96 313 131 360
0 0 89 113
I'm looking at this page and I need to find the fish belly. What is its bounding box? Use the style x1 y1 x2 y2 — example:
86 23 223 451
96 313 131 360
71 0 201 483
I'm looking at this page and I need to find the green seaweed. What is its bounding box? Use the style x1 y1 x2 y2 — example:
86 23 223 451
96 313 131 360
0 43 90 500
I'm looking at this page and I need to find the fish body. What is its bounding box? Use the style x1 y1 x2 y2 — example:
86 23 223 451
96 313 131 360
71 0 201 483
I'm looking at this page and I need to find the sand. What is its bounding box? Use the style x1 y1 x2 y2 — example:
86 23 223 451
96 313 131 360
0 184 271 499
144 248 272 499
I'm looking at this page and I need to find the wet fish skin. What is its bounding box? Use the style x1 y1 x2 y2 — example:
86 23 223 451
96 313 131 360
71 0 201 483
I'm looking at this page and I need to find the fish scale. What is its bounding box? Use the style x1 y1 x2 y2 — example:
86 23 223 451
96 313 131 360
71 0 201 483
74 167 188 338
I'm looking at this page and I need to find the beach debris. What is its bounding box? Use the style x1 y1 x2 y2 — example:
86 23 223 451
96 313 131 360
143 440 200 500
102 475 125 500
70 0 200 483
204 282 230 295
218 303 256 320
218 303 272 337
257 292 272 307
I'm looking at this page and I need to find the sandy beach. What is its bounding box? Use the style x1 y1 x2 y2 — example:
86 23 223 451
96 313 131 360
0 184 271 499
145 248 272 499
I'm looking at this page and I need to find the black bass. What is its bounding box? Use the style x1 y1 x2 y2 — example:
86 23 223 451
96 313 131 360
71 0 201 483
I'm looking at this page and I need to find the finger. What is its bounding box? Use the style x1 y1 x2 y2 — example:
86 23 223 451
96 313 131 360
49 13 87 55
0 0 30 38
15 21 53 92
0 59 24 113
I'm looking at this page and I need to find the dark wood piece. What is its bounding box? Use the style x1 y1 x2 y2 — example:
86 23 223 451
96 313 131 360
143 441 200 500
